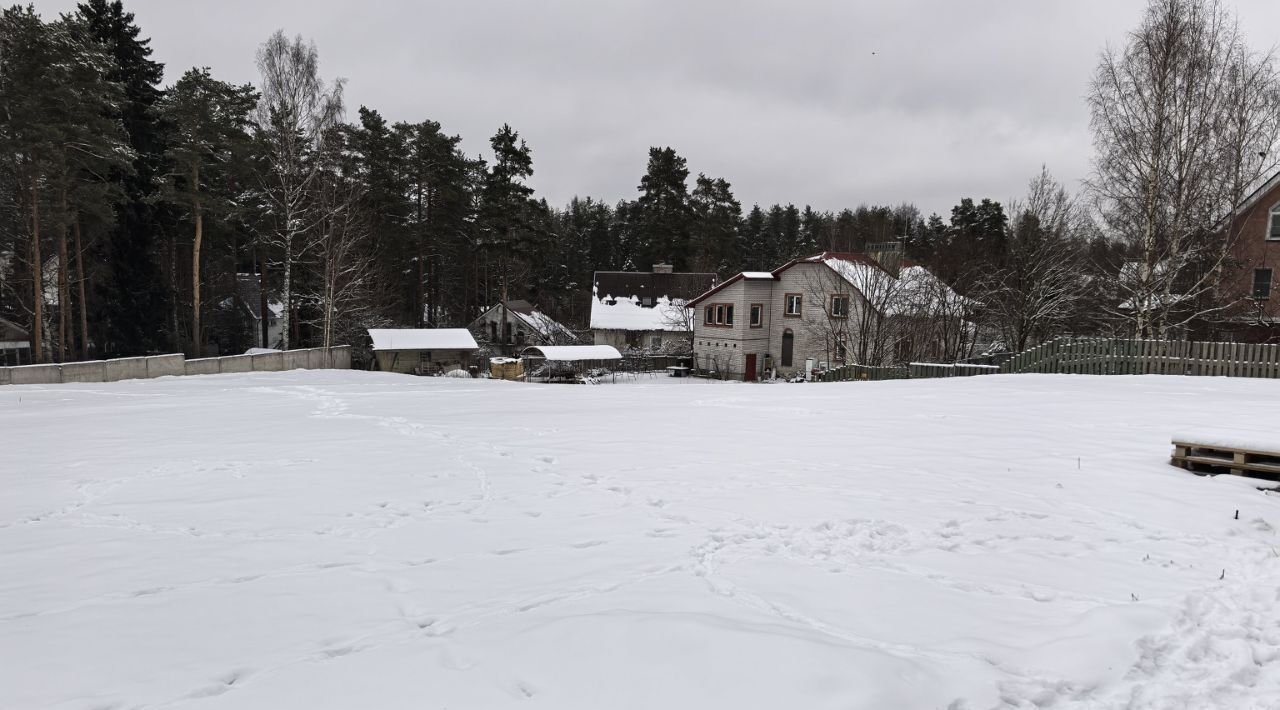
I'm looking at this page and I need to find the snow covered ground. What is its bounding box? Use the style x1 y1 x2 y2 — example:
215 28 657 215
2 372 1278 709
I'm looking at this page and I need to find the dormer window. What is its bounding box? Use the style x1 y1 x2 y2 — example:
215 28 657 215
1270 204 1280 240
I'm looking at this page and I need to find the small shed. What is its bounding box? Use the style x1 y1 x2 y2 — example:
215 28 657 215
0 317 31 366
521 345 623 382
369 328 480 375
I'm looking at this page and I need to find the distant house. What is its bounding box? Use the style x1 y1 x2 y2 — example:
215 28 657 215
688 251 967 380
211 273 284 354
1219 169 1280 341
468 300 577 356
369 328 480 375
590 264 717 352
0 317 31 366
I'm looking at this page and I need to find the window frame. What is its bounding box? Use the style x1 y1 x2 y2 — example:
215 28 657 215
703 303 734 328
829 293 850 319
1253 267 1273 300
784 293 803 317
1269 203 1280 240
834 338 848 362
749 303 764 328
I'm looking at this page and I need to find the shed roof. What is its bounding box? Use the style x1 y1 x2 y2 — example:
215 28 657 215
522 345 622 361
369 328 479 351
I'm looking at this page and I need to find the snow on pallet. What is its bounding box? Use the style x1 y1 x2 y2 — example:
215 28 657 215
1171 429 1280 480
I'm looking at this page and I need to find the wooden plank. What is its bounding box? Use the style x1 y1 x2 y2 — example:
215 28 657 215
1172 454 1280 476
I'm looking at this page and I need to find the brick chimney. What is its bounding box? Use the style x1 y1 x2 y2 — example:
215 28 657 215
652 263 673 274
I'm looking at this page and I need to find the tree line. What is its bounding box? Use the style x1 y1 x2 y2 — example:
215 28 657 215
2 0 1278 365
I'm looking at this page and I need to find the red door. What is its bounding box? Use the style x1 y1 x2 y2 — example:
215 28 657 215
744 353 757 381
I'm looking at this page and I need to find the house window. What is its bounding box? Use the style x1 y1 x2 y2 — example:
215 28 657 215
1270 205 1280 240
642 296 655 307
749 303 763 328
705 304 733 327
1254 268 1273 300
830 294 850 318
835 338 848 361
651 336 662 348
785 293 802 316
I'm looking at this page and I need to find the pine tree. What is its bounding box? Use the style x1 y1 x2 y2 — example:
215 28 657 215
477 124 534 326
395 118 472 326
630 147 693 271
689 174 741 275
158 67 256 354
76 0 168 356
738 204 766 270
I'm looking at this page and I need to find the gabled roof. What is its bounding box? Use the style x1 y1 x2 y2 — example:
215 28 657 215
471 301 578 342
369 328 479 351
0 316 29 342
689 252 964 314
1232 168 1280 218
688 252 885 306
590 295 691 331
590 269 716 332
592 270 718 303
234 273 283 321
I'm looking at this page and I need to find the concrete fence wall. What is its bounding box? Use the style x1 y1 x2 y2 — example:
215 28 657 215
0 345 352 386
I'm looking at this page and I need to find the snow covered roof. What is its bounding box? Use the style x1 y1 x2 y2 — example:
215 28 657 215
522 345 622 361
742 271 776 279
470 301 578 343
369 328 479 351
823 257 968 315
590 295 691 332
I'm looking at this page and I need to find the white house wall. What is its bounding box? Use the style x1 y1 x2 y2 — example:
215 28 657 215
693 262 876 379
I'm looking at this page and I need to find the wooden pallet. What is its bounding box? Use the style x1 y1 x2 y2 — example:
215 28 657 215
1171 440 1280 480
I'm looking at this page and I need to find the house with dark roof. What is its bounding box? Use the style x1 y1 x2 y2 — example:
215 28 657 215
468 300 578 356
589 264 717 353
687 252 967 380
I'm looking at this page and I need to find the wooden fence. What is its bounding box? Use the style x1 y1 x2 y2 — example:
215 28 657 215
997 337 1280 378
816 337 1280 383
908 362 1001 378
816 364 909 382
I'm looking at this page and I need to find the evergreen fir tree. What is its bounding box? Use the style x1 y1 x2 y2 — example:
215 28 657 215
76 0 169 356
630 147 693 270
158 67 257 354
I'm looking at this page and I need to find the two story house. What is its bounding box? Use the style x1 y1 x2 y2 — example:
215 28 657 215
1222 171 1280 341
687 252 966 380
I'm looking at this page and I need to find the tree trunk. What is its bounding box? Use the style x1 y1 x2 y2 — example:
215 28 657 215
191 161 203 356
281 235 292 350
258 249 269 348
31 177 43 364
58 183 70 362
74 217 90 360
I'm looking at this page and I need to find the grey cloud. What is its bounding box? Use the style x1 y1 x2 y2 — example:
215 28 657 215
33 0 1280 216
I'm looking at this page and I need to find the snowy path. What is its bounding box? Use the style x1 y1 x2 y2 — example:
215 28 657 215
1 372 1277 709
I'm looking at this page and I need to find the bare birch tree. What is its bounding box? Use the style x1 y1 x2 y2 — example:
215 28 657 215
253 31 344 349
1087 0 1280 338
976 168 1090 351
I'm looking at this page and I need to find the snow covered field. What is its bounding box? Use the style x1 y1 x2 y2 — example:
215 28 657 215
2 372 1278 709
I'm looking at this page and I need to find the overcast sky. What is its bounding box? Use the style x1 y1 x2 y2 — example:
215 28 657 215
33 0 1280 216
